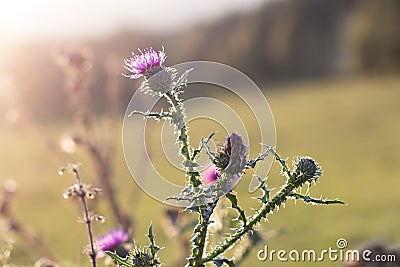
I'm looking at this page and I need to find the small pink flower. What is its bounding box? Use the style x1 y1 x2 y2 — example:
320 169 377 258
201 164 221 185
201 164 240 186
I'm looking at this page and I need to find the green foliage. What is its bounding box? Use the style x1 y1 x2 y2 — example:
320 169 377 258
226 192 247 226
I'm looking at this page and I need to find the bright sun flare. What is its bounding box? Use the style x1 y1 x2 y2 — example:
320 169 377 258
0 2 34 38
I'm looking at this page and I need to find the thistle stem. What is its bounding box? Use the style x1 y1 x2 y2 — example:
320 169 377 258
187 202 217 267
165 92 201 187
165 92 191 160
201 179 299 264
164 92 208 266
73 168 97 267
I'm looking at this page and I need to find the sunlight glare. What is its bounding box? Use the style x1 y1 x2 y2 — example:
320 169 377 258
0 1 33 38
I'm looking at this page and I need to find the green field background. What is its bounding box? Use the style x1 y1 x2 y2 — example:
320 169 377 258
1 76 399 266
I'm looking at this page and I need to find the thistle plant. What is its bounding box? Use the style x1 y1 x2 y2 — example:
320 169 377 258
107 47 344 267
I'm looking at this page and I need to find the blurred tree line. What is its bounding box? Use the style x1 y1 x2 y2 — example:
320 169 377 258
0 0 399 121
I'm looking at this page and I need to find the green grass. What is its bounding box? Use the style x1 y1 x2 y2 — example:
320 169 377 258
1 76 399 266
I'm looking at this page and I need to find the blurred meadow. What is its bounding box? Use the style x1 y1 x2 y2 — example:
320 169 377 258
0 0 400 266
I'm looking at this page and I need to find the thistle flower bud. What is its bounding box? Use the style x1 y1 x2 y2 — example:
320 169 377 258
131 248 153 267
293 156 322 181
214 133 248 176
139 67 178 96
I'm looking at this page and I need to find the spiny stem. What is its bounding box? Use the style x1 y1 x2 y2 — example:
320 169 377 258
188 202 217 267
72 168 97 267
271 148 291 178
201 180 298 264
129 110 171 120
165 91 201 187
246 147 290 180
164 91 208 266
289 193 345 205
165 92 191 160
246 145 273 169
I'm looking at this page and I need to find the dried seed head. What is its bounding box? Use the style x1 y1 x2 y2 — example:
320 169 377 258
95 215 105 223
63 183 88 199
86 192 95 199
59 163 81 176
63 191 71 199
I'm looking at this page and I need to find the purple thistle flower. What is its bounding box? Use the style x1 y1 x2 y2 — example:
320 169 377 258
96 228 129 258
201 164 221 185
123 47 166 79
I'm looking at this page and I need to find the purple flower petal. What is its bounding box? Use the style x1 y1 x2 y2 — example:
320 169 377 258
202 164 221 184
96 228 129 257
123 47 166 79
